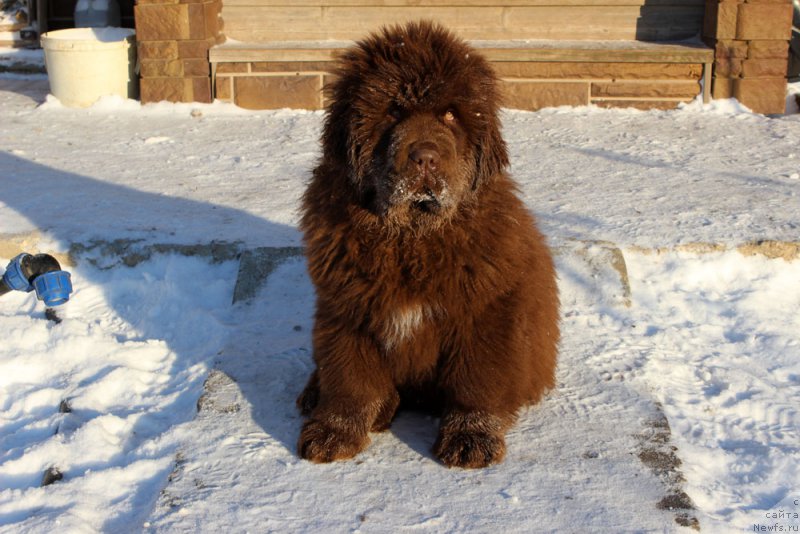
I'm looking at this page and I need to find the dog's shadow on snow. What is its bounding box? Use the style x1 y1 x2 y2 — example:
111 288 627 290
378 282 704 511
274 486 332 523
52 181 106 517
0 153 314 507
0 152 444 485
232 253 444 464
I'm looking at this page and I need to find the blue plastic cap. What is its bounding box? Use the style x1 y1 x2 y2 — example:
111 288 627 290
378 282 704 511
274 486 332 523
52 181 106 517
33 270 73 307
3 253 34 292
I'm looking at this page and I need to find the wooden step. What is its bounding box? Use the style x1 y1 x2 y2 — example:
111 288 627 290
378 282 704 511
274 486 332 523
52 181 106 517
210 38 713 110
211 39 713 64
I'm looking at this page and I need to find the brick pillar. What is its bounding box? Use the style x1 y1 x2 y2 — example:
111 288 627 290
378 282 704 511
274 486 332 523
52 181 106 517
704 0 793 114
134 0 223 104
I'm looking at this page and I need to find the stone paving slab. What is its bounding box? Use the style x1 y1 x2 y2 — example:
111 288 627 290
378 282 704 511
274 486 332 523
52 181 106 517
2 231 797 309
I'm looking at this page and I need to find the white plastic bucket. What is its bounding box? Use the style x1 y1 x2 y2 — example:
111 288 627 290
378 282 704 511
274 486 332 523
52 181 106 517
41 27 138 108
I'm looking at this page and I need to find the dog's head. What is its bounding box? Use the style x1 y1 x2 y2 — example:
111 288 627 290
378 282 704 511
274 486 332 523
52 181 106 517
322 21 508 226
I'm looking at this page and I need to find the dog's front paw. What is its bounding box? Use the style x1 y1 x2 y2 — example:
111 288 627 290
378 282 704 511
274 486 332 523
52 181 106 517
434 429 506 468
298 419 369 463
434 411 507 468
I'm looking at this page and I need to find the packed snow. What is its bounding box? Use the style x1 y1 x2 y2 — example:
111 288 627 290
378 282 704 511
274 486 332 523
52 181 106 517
1 67 799 533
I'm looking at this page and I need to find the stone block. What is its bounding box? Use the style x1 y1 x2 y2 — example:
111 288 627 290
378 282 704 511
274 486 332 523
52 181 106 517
134 4 190 41
594 100 682 111
178 38 214 59
736 4 793 40
712 76 735 99
205 1 222 38
322 74 338 89
705 2 740 39
216 76 232 100
714 58 744 77
179 1 222 41
183 58 209 77
741 58 789 77
322 74 338 107
216 62 248 74
140 59 183 78
493 62 703 80
250 61 334 73
138 41 179 61
140 77 188 103
591 81 700 99
187 3 207 40
191 77 211 103
716 40 749 59
747 40 790 59
734 78 787 113
500 81 589 110
234 74 323 110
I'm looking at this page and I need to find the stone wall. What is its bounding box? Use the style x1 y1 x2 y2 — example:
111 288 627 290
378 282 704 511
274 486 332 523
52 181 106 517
498 62 705 111
214 61 706 112
134 0 223 104
214 61 334 110
134 1 794 113
704 0 793 113
211 49 710 111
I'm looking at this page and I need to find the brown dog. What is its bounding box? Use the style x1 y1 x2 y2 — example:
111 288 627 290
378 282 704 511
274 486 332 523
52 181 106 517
297 21 560 468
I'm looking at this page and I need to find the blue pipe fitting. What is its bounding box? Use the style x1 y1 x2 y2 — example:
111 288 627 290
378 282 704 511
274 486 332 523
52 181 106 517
33 271 73 307
2 252 73 307
3 253 35 292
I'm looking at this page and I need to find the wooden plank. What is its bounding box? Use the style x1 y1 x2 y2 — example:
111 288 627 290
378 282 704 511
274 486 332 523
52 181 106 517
210 40 713 64
477 43 713 63
222 5 703 42
223 6 323 40
502 6 703 40
320 7 506 39
223 0 705 6
592 99 687 110
591 79 700 98
493 61 704 79
222 7 501 41
211 46 346 63
702 61 711 104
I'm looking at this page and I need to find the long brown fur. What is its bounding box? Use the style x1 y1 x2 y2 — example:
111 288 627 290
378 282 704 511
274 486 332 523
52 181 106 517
297 21 560 468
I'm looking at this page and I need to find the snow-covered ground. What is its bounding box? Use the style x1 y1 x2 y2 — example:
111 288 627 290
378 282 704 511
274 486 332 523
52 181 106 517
1 69 799 533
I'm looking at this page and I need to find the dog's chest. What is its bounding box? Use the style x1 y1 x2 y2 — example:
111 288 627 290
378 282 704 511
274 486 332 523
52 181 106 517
353 229 475 351
379 301 444 381
382 303 430 350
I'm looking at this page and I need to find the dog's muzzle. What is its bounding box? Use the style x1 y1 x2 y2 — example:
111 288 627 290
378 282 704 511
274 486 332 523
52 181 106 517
406 142 445 213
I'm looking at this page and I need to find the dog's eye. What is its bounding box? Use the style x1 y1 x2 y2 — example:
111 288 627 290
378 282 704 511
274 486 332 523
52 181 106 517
443 110 457 123
387 104 403 121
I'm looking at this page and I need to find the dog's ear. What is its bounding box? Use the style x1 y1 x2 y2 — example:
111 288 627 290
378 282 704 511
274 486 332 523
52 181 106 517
321 71 353 170
474 115 509 190
469 62 509 190
321 51 374 188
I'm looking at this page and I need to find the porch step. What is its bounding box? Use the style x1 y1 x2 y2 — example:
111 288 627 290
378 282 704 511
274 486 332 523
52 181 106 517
209 39 713 111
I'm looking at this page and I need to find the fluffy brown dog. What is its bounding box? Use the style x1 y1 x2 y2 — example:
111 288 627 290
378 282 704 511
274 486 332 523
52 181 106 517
297 21 560 468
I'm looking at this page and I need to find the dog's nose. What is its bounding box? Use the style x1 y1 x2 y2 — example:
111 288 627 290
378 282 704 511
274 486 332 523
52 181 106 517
409 146 439 171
